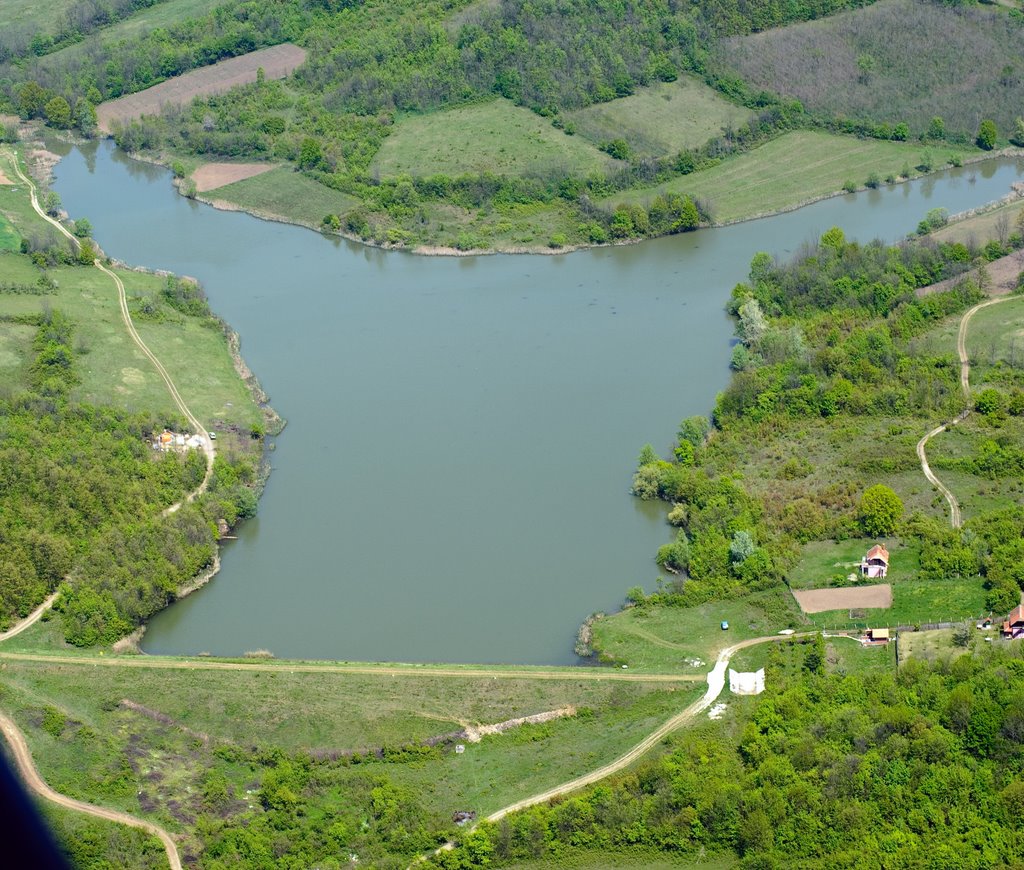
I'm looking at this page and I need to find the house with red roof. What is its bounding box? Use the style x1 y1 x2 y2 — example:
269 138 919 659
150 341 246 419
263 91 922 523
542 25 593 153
860 544 889 579
1002 605 1024 639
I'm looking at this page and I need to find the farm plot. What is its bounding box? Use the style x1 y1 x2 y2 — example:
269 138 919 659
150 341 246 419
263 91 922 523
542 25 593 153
192 162 274 192
97 43 307 132
792 584 893 613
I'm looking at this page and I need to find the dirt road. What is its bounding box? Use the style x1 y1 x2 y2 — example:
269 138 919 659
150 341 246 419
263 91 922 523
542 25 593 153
0 712 182 870
484 632 810 823
916 294 1014 528
0 593 59 643
0 650 702 683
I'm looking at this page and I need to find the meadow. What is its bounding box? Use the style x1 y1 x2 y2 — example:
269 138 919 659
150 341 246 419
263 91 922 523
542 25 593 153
718 0 1024 138
565 76 753 160
371 99 616 179
607 131 970 223
589 588 806 673
206 166 358 230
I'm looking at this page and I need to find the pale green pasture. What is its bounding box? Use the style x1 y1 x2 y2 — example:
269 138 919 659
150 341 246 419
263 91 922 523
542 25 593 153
371 98 615 178
566 76 753 158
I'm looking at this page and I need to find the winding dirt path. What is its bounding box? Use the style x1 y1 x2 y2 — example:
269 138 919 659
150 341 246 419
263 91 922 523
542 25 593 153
483 632 809 824
0 593 59 643
0 147 216 641
917 295 1013 528
0 712 182 870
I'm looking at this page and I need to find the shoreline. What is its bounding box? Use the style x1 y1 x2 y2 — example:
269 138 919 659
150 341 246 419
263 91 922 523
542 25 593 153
140 141 1024 257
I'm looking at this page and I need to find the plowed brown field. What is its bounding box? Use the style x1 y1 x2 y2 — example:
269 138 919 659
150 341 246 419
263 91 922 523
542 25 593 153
97 43 307 132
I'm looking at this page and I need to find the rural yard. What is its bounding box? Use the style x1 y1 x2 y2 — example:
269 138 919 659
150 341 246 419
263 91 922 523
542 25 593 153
96 43 307 133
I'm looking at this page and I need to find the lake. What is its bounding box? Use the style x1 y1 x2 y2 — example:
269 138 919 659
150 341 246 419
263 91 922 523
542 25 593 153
50 142 1023 663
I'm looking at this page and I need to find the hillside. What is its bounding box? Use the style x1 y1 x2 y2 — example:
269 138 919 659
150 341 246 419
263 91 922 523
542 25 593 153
5 0 1014 251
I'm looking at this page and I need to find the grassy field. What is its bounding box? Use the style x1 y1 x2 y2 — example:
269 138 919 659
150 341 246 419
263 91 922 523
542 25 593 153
0 211 18 251
206 166 359 229
966 293 1024 372
32 0 238 72
0 0 78 42
933 199 1024 247
0 263 260 430
718 0 1024 137
590 588 806 673
1 656 680 753
787 537 918 589
805 578 986 631
0 657 702 847
371 99 616 178
565 76 753 159
729 632 895 676
607 131 972 224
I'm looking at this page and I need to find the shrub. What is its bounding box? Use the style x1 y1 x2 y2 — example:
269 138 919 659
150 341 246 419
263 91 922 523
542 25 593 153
977 119 998 150
859 484 903 536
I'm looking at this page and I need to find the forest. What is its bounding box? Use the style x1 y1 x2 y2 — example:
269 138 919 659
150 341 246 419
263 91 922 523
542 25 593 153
433 642 1024 868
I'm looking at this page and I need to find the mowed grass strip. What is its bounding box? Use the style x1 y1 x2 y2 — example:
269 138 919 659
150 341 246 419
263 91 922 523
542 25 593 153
607 131 973 224
0 658 659 749
566 76 754 159
207 166 358 228
371 99 616 178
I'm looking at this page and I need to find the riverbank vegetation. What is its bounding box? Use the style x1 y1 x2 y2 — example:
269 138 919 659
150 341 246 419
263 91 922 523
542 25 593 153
0 0 1014 250
0 147 269 642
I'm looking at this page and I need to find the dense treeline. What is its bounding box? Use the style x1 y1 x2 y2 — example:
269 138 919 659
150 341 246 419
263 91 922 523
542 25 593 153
433 645 1024 868
627 230 1010 609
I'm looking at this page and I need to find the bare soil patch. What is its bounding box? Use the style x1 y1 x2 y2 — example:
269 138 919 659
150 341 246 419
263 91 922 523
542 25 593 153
0 168 11 185
97 43 307 133
792 584 892 613
192 162 274 192
919 252 1023 298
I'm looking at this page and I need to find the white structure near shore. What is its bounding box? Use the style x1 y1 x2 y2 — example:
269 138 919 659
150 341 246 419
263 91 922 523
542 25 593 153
729 668 765 695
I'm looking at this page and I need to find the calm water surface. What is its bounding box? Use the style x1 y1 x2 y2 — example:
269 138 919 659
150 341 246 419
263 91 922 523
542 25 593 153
50 143 1023 663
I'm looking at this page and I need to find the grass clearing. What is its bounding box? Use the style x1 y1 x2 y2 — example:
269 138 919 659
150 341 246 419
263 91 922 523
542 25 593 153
0 263 260 431
805 577 986 630
0 211 19 251
933 199 1024 248
206 166 358 229
590 588 805 673
965 293 1024 371
0 321 36 394
1 657 678 753
565 76 753 159
730 632 895 676
606 131 971 224
0 0 78 42
371 99 616 178
898 627 973 664
718 0 1024 137
787 537 918 589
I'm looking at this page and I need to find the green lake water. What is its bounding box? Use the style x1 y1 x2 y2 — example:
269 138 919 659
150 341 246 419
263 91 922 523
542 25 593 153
49 142 1024 663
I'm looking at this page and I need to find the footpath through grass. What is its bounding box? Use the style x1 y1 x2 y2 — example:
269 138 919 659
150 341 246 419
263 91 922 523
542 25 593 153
608 131 974 224
590 588 805 673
